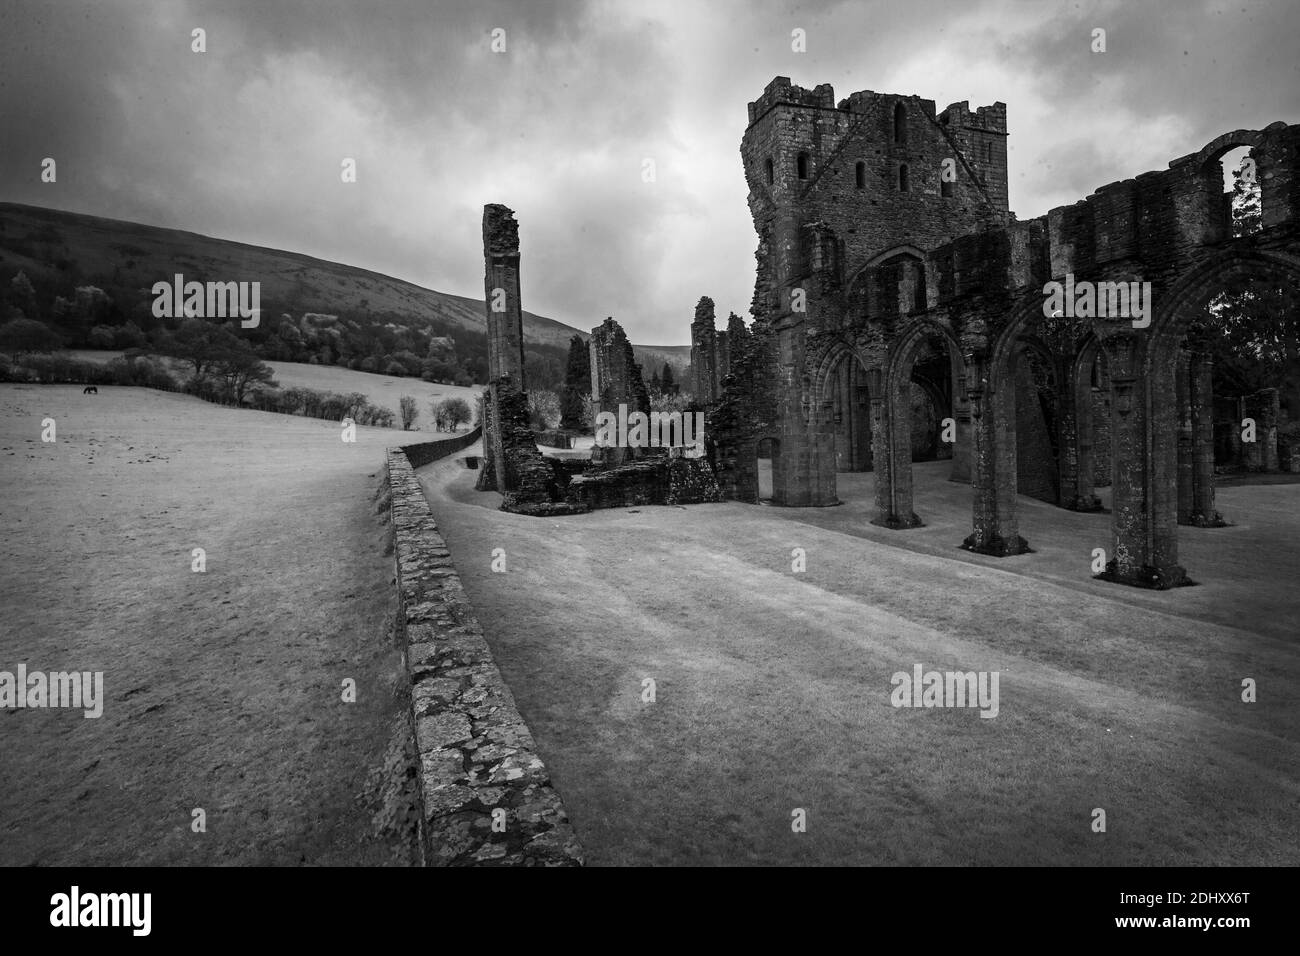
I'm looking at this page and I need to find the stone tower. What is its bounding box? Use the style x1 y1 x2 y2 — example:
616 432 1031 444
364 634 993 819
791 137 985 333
738 77 1010 506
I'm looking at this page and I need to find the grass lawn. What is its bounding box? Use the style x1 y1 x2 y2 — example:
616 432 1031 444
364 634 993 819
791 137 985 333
417 449 1300 866
0 384 419 865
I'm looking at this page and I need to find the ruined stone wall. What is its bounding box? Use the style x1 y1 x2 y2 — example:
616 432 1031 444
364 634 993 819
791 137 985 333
386 439 582 866
690 297 720 404
566 454 720 510
482 205 527 388
589 316 651 466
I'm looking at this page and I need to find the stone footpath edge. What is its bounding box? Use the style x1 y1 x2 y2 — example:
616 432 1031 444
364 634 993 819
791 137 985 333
386 430 584 866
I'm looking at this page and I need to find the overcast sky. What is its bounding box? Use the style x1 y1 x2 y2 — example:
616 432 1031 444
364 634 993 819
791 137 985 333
2 0 1297 344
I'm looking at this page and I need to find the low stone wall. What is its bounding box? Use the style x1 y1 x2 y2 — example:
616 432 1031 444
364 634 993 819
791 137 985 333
386 433 583 866
401 426 483 468
565 452 721 510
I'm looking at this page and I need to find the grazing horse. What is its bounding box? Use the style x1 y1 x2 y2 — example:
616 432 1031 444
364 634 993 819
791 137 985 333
83 386 98 394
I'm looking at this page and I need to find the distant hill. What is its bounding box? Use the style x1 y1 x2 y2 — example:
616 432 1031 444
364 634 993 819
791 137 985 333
0 202 691 386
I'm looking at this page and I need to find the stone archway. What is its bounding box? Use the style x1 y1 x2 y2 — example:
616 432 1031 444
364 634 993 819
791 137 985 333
1065 334 1108 512
877 318 968 528
819 347 875 472
1136 250 1300 586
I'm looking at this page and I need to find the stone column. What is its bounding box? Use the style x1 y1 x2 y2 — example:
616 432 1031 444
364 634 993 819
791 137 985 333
1106 341 1148 582
1176 350 1194 524
1106 334 1186 588
872 365 921 527
961 356 1028 555
690 297 718 405
478 203 528 493
1188 351 1224 526
483 204 526 389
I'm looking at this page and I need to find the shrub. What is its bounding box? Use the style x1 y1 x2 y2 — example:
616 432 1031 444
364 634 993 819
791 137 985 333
399 395 418 430
432 396 472 431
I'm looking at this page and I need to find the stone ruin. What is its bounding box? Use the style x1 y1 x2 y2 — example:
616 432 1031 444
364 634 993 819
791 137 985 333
474 204 719 513
683 76 1300 588
473 78 1300 588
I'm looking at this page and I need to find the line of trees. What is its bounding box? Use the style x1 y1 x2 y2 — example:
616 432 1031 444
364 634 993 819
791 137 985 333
0 350 395 427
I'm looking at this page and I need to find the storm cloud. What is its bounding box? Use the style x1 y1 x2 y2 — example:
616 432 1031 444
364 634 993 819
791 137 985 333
1 0 1296 343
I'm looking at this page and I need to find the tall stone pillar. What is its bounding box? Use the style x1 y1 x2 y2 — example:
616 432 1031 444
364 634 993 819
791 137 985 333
690 297 719 405
483 205 526 388
477 203 528 493
1106 334 1152 581
961 356 1028 555
1104 334 1186 588
1176 350 1194 524
1189 352 1225 526
873 361 921 527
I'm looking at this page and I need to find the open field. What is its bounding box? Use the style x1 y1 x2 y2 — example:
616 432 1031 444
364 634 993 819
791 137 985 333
65 349 480 429
0 384 419 866
418 449 1300 866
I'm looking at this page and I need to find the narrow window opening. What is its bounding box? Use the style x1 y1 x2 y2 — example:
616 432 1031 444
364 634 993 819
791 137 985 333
855 161 865 189
765 157 774 185
893 102 907 144
898 163 909 192
1219 145 1261 237
797 152 809 180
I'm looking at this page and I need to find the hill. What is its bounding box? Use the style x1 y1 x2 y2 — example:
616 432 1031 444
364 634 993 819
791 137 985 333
0 202 691 389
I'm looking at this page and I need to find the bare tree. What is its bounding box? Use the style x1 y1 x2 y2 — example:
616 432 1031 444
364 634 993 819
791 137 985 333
399 395 418 430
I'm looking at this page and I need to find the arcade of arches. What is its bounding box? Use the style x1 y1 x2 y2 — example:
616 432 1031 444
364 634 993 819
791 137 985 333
692 101 1300 589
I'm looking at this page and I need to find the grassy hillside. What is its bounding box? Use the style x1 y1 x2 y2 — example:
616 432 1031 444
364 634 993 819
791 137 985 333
0 202 692 387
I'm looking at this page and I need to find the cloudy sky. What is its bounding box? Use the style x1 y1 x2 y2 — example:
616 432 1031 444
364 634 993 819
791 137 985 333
1 0 1297 344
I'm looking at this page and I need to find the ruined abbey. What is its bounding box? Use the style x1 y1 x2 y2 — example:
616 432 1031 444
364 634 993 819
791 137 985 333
478 75 1300 591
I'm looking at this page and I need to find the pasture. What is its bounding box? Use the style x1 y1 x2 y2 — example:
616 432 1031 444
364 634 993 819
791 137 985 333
0 384 418 865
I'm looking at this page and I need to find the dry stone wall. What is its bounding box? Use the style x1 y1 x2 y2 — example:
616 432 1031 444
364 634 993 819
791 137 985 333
387 434 583 866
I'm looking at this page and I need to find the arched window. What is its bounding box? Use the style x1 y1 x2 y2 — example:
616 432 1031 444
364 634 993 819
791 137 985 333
855 161 866 189
982 141 992 164
898 164 909 192
797 152 809 180
765 157 774 185
893 102 907 144
1219 145 1261 237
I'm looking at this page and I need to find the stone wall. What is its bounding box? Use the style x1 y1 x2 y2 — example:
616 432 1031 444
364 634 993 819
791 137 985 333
402 427 483 468
589 316 651 467
386 436 583 866
565 452 720 510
